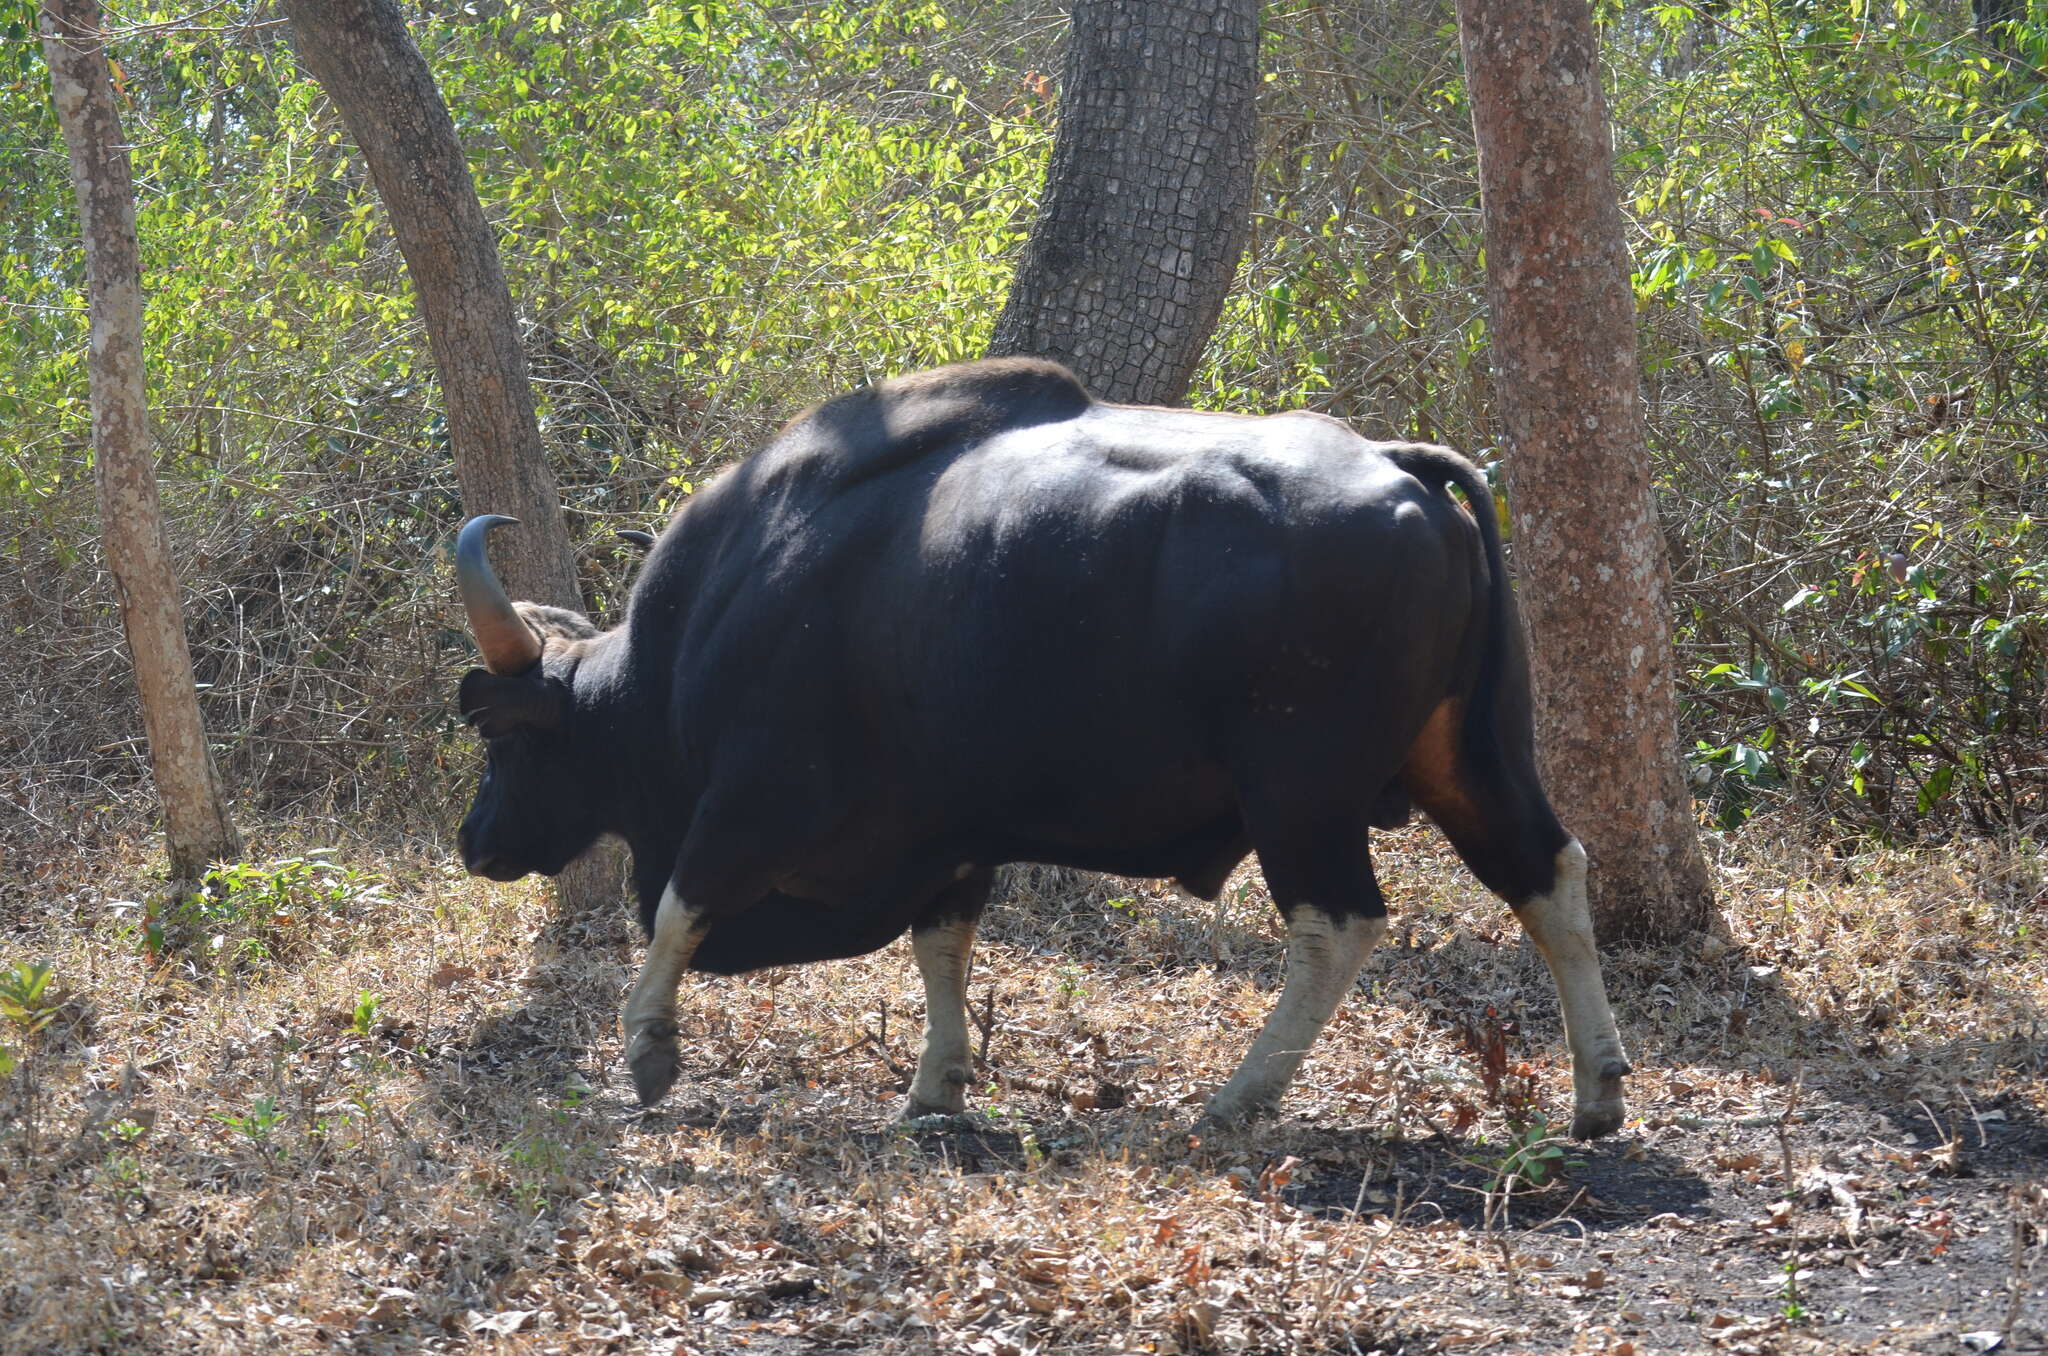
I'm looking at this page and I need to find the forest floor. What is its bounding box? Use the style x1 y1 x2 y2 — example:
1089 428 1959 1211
1 816 2044 1355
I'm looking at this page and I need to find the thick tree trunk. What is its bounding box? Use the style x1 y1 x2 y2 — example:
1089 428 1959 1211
1455 0 1714 939
988 0 1258 405
280 0 619 911
41 0 240 881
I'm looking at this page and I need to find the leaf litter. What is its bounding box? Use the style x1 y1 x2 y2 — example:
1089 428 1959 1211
0 822 2042 1352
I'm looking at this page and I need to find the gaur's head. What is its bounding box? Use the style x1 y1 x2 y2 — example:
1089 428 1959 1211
453 515 610 881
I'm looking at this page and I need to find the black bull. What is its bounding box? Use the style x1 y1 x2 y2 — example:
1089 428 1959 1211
452 358 1629 1136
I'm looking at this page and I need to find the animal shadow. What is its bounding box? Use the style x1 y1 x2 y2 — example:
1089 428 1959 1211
1282 1132 1710 1234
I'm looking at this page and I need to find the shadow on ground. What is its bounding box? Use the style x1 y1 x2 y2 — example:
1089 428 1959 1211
1272 1134 1712 1233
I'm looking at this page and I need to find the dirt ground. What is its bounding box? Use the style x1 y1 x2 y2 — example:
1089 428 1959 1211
0 818 2043 1354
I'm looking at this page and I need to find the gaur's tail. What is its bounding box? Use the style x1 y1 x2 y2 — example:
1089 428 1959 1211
1381 445 1519 748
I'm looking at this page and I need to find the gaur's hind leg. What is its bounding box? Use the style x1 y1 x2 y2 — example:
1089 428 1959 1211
904 867 994 1118
1403 700 1630 1139
1515 839 1628 1138
1205 801 1388 1128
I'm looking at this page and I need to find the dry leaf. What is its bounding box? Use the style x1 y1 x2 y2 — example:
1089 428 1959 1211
581 1238 631 1269
467 1308 535 1335
358 1288 414 1329
1707 1317 1784 1344
1259 1155 1301 1192
430 962 477 990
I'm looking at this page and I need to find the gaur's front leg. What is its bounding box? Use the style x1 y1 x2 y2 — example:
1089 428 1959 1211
903 866 993 1119
905 916 978 1116
1204 905 1386 1128
622 883 707 1106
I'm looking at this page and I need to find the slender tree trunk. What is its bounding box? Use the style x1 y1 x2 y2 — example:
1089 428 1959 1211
1455 0 1715 939
988 0 1258 405
41 0 240 881
277 0 576 610
280 0 619 911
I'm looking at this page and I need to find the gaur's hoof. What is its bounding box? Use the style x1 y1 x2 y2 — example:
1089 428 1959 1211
902 1067 970 1119
902 1093 967 1121
627 1018 681 1107
1570 1060 1631 1140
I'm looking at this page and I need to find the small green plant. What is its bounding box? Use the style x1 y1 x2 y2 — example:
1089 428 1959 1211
97 1151 151 1219
0 961 61 1076
1779 1256 1809 1325
1019 1127 1045 1167
138 853 388 965
344 1079 379 1121
214 1094 286 1147
1478 1114 1575 1195
102 1118 150 1146
504 1109 593 1210
0 961 60 1040
350 990 383 1038
507 1127 570 1177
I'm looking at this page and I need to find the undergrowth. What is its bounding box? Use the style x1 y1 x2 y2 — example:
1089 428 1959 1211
0 813 2041 1353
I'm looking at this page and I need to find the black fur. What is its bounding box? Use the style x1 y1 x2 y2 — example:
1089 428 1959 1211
455 358 1573 972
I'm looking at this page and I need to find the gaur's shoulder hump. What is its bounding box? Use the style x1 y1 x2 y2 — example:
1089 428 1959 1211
764 358 1094 488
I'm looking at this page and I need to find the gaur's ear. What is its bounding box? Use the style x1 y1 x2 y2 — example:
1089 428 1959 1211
459 668 566 738
514 600 603 642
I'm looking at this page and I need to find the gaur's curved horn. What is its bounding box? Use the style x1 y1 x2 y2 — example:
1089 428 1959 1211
617 529 656 550
456 515 543 674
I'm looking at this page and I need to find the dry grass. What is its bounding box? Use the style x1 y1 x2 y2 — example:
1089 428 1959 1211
1 816 2044 1354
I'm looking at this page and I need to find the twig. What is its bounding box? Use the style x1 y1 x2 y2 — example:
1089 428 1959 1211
972 985 998 1065
716 974 779 1073
862 999 907 1078
1916 1097 1968 1175
1775 1071 1805 1194
1959 1085 1990 1150
2004 1184 2043 1339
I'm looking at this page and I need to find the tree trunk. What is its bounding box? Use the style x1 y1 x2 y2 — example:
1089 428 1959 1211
280 0 619 911
988 0 1258 405
1455 0 1715 939
277 0 577 609
40 0 240 882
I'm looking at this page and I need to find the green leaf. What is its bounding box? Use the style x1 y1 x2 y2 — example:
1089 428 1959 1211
1916 764 1956 815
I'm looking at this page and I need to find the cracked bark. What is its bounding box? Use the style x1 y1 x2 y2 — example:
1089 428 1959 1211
989 0 1257 405
1456 0 1714 938
40 0 240 881
281 0 619 911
